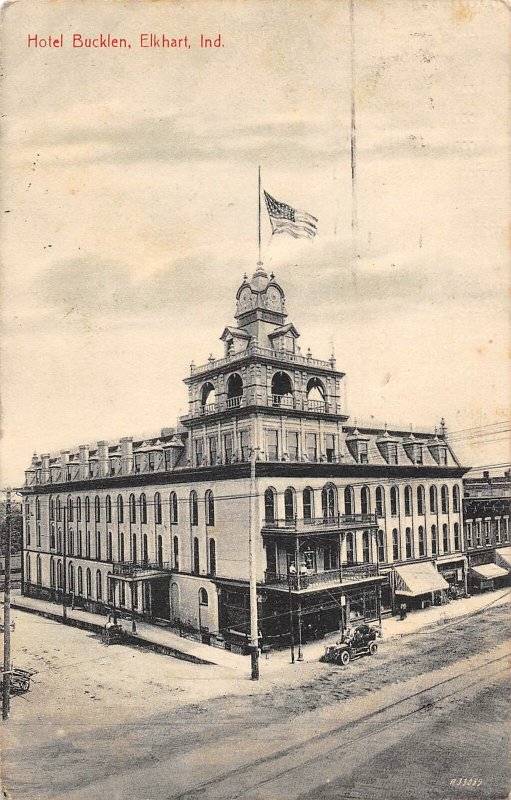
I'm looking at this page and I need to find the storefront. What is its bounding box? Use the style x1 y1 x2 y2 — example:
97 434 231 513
394 561 449 610
469 562 508 592
435 555 468 597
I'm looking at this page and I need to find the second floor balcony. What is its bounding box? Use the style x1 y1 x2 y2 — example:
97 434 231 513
262 513 378 535
264 562 380 591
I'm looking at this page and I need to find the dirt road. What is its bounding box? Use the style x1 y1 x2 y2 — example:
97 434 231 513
2 599 510 800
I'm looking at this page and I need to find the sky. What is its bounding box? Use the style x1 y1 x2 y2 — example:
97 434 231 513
1 0 510 487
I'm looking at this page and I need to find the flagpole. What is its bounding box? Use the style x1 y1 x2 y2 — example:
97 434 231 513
258 165 262 265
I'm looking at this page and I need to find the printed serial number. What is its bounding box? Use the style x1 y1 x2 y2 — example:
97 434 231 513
450 778 483 787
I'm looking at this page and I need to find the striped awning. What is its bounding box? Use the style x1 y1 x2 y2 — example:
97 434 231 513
394 562 449 597
471 563 508 580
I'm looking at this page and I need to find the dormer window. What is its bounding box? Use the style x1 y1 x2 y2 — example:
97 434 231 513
403 436 424 465
358 442 368 464
346 430 370 464
429 441 448 466
378 438 399 465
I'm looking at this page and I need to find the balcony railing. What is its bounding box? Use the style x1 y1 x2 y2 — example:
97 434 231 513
265 563 379 590
190 344 336 377
272 394 294 408
200 403 217 416
112 560 173 578
262 513 378 533
226 396 242 409
307 400 326 413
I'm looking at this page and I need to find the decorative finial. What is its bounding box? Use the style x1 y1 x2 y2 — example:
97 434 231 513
270 271 275 280
208 353 215 363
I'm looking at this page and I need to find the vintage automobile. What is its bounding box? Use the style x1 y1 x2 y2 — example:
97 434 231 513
319 624 381 666
1 666 37 694
101 623 125 646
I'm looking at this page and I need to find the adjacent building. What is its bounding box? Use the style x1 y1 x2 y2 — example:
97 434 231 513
463 471 511 592
21 267 475 646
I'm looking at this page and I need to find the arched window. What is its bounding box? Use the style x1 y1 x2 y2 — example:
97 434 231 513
441 485 449 514
119 532 125 562
76 497 82 522
154 492 162 525
404 486 412 516
57 560 63 589
67 496 74 523
142 533 148 564
418 525 425 556
108 572 114 604
56 496 61 522
85 496 90 523
429 486 437 514
107 531 113 561
431 524 438 555
452 485 460 513
344 486 354 516
77 566 83 595
417 486 425 516
209 539 217 576
405 527 413 559
190 491 198 526
376 486 385 517
95 496 101 523
264 487 277 524
36 497 41 520
226 374 243 408
170 492 178 524
443 523 449 553
26 553 31 582
205 490 215 526
199 588 208 606
392 529 400 560
200 381 217 412
50 557 56 588
68 528 74 556
132 533 137 563
271 371 293 407
96 531 101 561
322 484 337 519
140 494 147 524
360 486 370 515
303 488 314 521
69 562 74 592
362 530 370 562
36 554 42 585
49 496 55 520
454 522 460 550
96 570 102 600
284 488 295 522
117 495 124 523
306 377 326 410
193 537 200 574
390 486 399 517
157 534 163 566
377 529 386 562
345 532 355 564
173 536 179 570
129 494 136 523
106 495 112 523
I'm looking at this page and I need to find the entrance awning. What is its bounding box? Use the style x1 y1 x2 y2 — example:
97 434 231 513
394 562 449 596
495 547 511 571
470 563 508 580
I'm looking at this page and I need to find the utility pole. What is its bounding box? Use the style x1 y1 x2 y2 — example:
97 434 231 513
62 506 67 621
2 488 12 720
248 447 260 680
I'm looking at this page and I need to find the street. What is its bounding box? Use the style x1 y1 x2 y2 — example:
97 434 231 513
1 594 510 800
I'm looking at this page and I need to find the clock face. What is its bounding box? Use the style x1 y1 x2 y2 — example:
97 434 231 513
239 287 252 310
267 287 281 309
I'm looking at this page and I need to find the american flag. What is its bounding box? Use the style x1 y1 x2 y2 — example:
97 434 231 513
264 191 318 239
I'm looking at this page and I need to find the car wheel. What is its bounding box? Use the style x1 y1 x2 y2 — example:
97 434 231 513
339 649 351 666
369 642 378 655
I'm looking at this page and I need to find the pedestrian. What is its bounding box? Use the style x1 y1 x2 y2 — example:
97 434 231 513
399 602 407 621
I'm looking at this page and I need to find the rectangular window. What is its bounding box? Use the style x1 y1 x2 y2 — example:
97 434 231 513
392 530 399 560
208 435 218 466
387 443 398 465
287 431 299 461
484 520 491 545
415 446 423 465
148 451 156 472
239 430 250 462
358 442 368 464
306 433 317 462
195 439 204 467
465 522 472 548
325 434 336 463
475 522 482 547
164 448 173 471
265 430 278 461
224 432 233 464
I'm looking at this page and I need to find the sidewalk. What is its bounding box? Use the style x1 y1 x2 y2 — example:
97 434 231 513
257 586 511 674
8 593 247 673
7 587 510 678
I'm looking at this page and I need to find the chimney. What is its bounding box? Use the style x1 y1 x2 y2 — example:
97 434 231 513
97 441 109 477
120 437 133 475
79 445 90 479
41 454 50 483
